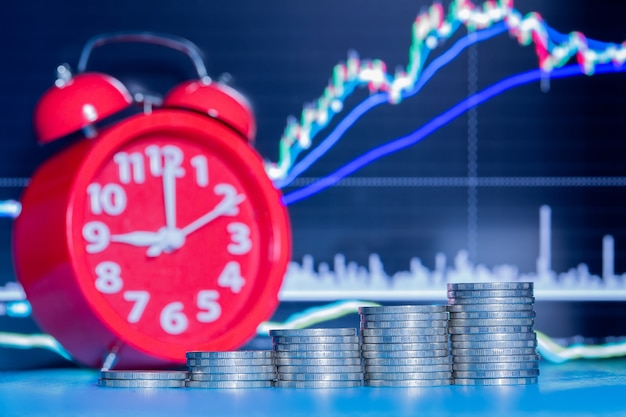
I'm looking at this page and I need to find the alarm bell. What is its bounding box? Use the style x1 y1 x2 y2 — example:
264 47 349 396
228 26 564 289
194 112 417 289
164 80 256 142
32 32 255 144
33 65 133 143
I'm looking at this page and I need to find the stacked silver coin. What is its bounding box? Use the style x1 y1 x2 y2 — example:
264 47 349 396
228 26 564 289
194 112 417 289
98 370 188 388
270 328 363 388
447 282 540 386
185 350 275 389
359 304 452 387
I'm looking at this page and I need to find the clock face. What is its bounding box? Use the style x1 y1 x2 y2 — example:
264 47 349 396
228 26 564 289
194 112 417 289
60 113 289 362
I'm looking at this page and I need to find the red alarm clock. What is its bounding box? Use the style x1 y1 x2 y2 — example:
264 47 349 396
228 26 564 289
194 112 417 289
13 33 291 369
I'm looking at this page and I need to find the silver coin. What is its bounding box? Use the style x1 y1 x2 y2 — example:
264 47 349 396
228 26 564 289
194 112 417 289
358 305 448 315
99 370 188 380
360 312 449 322
268 328 356 337
453 377 538 386
364 356 452 366
188 365 276 374
187 365 270 374
452 362 538 372
272 335 359 345
98 378 185 388
360 320 448 329
274 350 361 359
448 325 533 334
189 372 277 381
360 327 448 337
452 369 540 379
448 318 534 327
447 303 534 313
277 372 363 381
186 350 273 359
187 358 274 367
450 339 537 349
362 349 450 359
450 332 536 342
186 380 273 389
451 347 537 357
447 282 533 291
361 342 449 352
449 311 536 320
365 379 451 387
452 354 541 363
448 297 534 305
364 364 452 374
447 289 534 298
273 342 360 352
365 371 452 381
277 365 363 374
362 335 449 344
274 380 362 388
275 357 362 367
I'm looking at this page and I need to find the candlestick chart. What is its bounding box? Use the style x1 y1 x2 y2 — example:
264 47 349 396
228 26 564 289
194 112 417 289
268 0 626 303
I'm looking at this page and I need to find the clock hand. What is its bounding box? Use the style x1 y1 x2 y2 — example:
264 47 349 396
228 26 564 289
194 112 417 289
110 231 162 247
162 159 178 230
111 229 183 258
139 184 244 257
181 184 245 237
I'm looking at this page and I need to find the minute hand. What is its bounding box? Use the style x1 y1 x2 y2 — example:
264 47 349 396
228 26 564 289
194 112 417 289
181 184 245 237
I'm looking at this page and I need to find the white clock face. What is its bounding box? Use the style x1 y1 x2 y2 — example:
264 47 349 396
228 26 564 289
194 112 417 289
72 134 265 353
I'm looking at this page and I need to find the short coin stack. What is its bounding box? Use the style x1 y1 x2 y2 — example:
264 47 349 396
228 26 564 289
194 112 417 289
270 328 363 388
359 304 452 387
185 350 275 389
447 282 539 386
98 370 188 388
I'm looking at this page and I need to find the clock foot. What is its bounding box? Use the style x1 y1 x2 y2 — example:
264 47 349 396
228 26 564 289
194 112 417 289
101 343 122 371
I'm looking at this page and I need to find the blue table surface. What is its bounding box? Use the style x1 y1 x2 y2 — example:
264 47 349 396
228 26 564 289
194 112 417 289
1 359 626 417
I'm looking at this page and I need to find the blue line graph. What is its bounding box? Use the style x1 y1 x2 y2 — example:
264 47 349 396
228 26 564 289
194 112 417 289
274 23 508 189
282 62 626 206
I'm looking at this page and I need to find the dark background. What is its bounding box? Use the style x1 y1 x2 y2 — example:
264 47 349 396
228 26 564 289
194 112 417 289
2 0 626 368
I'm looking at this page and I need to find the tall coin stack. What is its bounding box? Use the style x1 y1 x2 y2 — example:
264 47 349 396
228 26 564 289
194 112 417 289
447 282 540 386
359 305 452 387
185 350 275 389
270 328 363 388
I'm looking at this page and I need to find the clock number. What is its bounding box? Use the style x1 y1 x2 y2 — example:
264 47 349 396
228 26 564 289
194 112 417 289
160 301 188 335
217 262 245 293
146 145 185 177
190 155 209 187
215 183 241 216
196 290 221 323
95 261 123 294
227 222 252 255
145 145 162 176
87 183 127 216
82 221 110 253
113 152 145 184
123 291 150 323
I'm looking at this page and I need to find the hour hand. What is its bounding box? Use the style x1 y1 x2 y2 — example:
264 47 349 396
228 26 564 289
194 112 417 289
110 231 162 247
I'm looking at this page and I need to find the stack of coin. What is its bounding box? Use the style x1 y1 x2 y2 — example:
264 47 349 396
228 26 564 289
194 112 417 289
270 328 363 388
359 304 452 387
447 282 540 386
185 350 275 389
98 370 188 388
